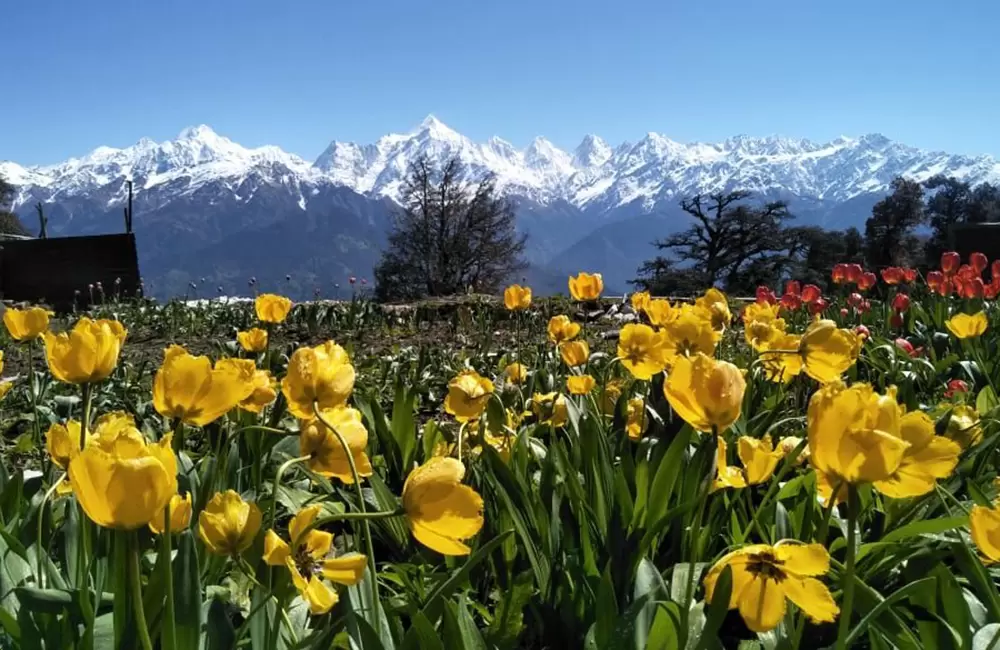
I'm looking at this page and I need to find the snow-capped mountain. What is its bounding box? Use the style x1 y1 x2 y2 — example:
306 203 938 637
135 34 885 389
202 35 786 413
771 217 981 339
5 115 1000 298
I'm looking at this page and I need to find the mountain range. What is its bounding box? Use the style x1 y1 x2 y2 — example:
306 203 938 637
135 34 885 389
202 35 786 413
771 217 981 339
4 115 1000 298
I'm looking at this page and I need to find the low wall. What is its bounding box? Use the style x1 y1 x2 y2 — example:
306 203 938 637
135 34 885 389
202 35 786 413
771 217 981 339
949 223 1000 262
0 234 141 310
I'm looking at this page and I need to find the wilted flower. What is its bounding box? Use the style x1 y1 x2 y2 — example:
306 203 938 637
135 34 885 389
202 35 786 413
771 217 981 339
664 353 745 433
198 490 262 556
3 306 52 341
703 541 838 633
299 407 373 483
503 284 532 311
946 312 988 339
282 342 356 418
237 328 268 353
547 315 581 344
43 318 127 384
559 340 590 368
444 370 494 422
153 346 256 426
255 293 293 323
503 362 528 384
944 405 982 448
568 272 603 301
531 392 568 427
149 493 193 535
617 324 666 380
263 505 366 615
402 458 484 555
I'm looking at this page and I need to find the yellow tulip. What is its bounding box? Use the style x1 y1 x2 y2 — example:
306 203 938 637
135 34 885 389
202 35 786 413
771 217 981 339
873 411 960 498
713 437 748 490
625 397 646 441
777 436 809 464
46 420 80 469
547 315 581 344
503 284 532 311
944 405 982 448
559 340 590 368
68 424 177 530
263 505 366 614
664 353 745 433
568 272 603 301
660 306 717 367
703 541 839 633
617 323 667 380
807 382 910 497
743 303 786 352
149 493 193 535
402 457 484 555
444 370 494 422
300 407 373 484
645 299 679 328
152 346 256 426
531 392 568 428
255 293 293 323
240 370 277 414
759 333 804 383
630 291 651 315
43 318 127 384
601 379 625 415
3 306 52 341
0 381 11 401
566 374 596 395
0 351 3 375
971 503 1000 563
946 311 988 338
798 319 860 383
713 436 781 490
282 342 356 419
503 362 528 385
198 490 262 556
695 287 732 333
237 328 268 353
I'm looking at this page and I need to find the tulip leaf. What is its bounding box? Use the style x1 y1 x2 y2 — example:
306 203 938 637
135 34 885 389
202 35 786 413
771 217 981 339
646 425 692 532
973 624 1000 650
173 531 203 650
978 386 999 416
204 598 236 650
401 610 444 650
697 565 731 650
420 531 512 622
879 515 968 545
390 379 417 471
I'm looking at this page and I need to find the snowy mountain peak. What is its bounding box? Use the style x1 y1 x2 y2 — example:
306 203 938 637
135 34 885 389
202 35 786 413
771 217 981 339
177 124 218 140
573 135 612 168
413 115 462 142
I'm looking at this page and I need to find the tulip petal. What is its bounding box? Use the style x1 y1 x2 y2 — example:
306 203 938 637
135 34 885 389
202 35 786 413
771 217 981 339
738 576 786 633
263 530 291 566
781 576 839 624
774 542 830 577
321 554 367 585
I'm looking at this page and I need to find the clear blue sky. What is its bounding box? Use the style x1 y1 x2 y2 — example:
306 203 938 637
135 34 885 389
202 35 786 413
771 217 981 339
5 0 999 165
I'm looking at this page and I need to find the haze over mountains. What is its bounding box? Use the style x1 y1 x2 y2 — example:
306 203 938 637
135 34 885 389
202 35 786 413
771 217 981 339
4 116 1000 298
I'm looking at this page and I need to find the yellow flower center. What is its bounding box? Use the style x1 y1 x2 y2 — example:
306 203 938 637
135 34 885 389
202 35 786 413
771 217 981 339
745 551 787 582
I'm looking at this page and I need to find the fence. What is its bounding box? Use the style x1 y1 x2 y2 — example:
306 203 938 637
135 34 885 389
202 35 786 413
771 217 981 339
0 233 141 310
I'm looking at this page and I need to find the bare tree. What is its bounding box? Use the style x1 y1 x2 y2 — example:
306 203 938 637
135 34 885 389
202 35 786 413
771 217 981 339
374 156 527 301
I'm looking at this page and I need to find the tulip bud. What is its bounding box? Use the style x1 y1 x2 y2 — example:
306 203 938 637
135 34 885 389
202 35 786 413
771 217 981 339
891 293 910 312
941 251 961 275
971 252 989 275
854 325 870 340
800 284 821 303
890 312 903 329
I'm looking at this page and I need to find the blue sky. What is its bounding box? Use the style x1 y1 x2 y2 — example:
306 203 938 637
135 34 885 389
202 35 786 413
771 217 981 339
5 0 1000 165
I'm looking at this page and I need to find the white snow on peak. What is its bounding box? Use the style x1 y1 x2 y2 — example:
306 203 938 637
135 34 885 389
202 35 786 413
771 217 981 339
7 117 1000 213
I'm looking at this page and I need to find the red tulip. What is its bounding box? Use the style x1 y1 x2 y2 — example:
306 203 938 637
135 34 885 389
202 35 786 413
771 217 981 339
896 338 924 357
780 293 802 311
784 280 801 297
832 264 848 284
845 264 863 284
800 284 821 303
808 297 828 315
858 272 877 291
958 264 976 281
854 325 870 340
902 268 917 283
881 267 904 285
941 251 960 275
987 283 1000 300
965 277 985 299
847 292 865 309
927 271 945 290
862 300 872 313
971 252 989 275
992 260 1000 283
944 379 969 398
890 312 904 329
840 307 849 318
755 286 777 305
891 293 910 312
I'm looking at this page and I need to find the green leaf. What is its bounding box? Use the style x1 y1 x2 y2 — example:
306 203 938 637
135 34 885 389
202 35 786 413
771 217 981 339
455 596 488 650
879 516 967 545
973 624 1000 650
594 566 619 649
646 427 691 530
390 379 418 470
401 610 444 650
978 386 999 415
173 531 203 650
421 531 512 622
204 598 236 650
646 602 682 650
633 557 668 650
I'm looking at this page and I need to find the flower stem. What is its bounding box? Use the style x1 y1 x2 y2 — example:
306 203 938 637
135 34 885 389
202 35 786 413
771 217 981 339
80 382 93 448
312 403 380 619
835 485 859 650
456 421 469 464
129 531 154 650
160 508 177 650
268 455 310 528
684 431 716 615
36 473 66 589
171 419 186 454
28 339 42 447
